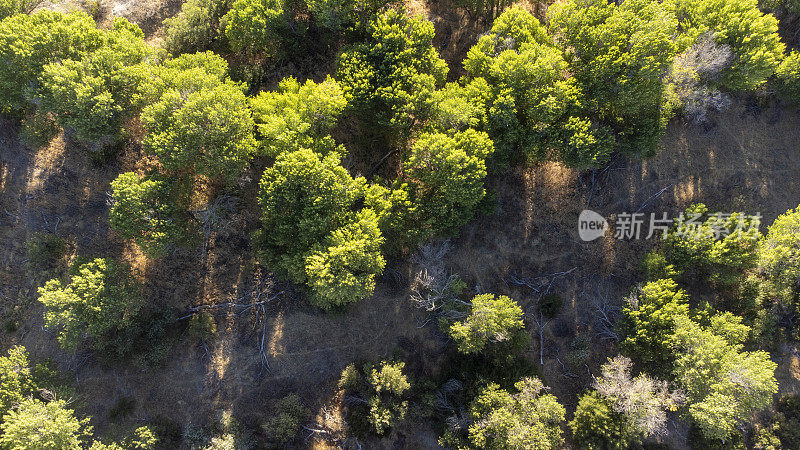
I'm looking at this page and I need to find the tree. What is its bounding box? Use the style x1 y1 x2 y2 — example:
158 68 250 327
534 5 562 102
548 0 678 157
0 346 33 417
224 0 288 55
570 391 633 450
650 204 762 304
305 209 386 309
163 0 232 55
463 6 612 167
305 0 394 32
449 293 524 354
592 356 681 443
759 205 800 314
37 258 144 354
367 361 410 435
255 149 387 307
36 18 155 152
140 52 257 182
429 79 489 133
672 315 778 441
620 278 690 376
391 129 493 247
0 11 103 112
336 8 448 137
249 76 346 157
0 399 91 450
668 0 784 91
468 377 565 449
0 0 42 20
109 172 183 258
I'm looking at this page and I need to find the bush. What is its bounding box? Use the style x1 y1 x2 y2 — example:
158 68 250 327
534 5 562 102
109 172 184 258
467 377 565 449
262 394 310 445
339 361 410 436
571 391 632 450
25 232 66 280
140 62 257 182
0 11 103 112
0 346 34 417
36 18 153 154
759 204 800 318
391 130 493 246
249 76 346 157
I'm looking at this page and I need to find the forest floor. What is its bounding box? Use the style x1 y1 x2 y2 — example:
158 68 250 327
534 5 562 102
1 1 800 449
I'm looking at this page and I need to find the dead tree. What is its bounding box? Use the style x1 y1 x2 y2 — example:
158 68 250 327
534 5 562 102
508 267 577 365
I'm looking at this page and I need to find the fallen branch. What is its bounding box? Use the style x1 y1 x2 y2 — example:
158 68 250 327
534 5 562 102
635 186 671 213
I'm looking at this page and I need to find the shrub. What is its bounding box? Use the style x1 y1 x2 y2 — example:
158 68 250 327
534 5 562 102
163 0 232 55
109 172 183 258
262 394 310 445
249 76 346 157
0 11 103 113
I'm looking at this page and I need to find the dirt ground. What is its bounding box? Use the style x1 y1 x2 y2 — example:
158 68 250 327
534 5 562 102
2 1 800 449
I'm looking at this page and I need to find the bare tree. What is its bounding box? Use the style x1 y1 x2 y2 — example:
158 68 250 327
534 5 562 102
409 240 470 324
192 195 238 254
669 32 734 123
593 356 685 439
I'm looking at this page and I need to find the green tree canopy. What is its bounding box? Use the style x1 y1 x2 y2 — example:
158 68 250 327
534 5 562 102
548 0 678 157
570 391 633 450
305 0 393 32
336 8 448 137
140 52 257 182
0 0 41 20
0 10 103 112
0 346 33 418
449 293 524 354
163 0 232 55
37 258 144 354
464 6 611 167
224 0 288 55
367 361 410 435
620 278 690 376
36 18 156 151
391 129 493 246
468 377 566 449
591 356 681 443
256 149 387 308
304 209 386 308
776 51 800 104
759 205 800 319
0 399 91 450
672 315 778 441
249 76 346 157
